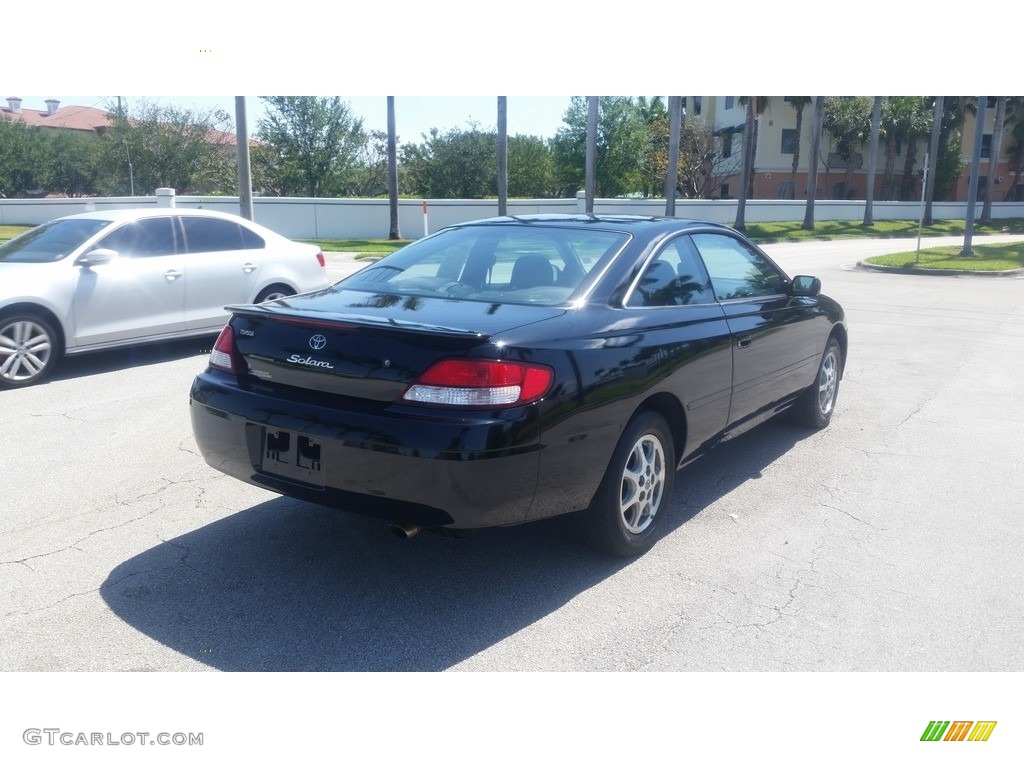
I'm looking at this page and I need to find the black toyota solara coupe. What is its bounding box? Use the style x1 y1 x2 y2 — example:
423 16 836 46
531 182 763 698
189 214 847 557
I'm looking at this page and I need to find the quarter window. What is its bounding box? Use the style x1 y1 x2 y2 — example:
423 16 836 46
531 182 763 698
690 233 786 300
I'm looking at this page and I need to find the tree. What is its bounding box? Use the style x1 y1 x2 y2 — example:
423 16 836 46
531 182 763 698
734 97 756 231
823 97 872 198
879 97 930 200
1003 100 1024 201
100 100 235 195
402 124 495 198
552 96 652 198
507 135 557 197
863 97 882 225
256 96 365 197
923 96 944 224
0 119 50 197
665 96 682 215
802 96 825 229
44 129 102 197
981 96 1006 221
897 97 932 200
786 97 813 200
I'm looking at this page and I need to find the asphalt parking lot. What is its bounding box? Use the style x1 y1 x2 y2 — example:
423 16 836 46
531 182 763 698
1 236 1022 672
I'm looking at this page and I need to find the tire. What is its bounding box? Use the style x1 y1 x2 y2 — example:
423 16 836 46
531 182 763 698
791 336 842 429
0 313 61 389
582 410 676 558
255 285 294 303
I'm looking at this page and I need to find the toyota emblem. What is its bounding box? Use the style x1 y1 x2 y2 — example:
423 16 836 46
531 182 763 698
309 334 327 350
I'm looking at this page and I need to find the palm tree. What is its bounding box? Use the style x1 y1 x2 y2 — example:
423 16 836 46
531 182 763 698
802 96 825 230
981 96 1006 221
734 97 756 231
497 96 508 216
386 97 400 240
863 97 882 226
898 98 932 200
786 97 812 200
665 96 682 215
923 96 944 225
1003 98 1024 201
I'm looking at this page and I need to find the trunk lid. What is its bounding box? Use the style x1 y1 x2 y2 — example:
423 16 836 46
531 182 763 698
226 287 565 400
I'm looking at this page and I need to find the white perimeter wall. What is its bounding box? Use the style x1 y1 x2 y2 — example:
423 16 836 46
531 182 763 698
1 192 1021 239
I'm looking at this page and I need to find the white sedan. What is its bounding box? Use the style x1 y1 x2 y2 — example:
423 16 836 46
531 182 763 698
0 208 332 388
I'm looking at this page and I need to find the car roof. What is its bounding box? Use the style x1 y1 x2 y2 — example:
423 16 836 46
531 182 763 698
450 213 736 234
54 208 248 224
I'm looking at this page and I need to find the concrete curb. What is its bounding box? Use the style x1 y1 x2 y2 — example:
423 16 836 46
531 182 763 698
856 261 1024 277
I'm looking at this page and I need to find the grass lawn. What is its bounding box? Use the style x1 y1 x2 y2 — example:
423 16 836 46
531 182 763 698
863 243 1024 271
740 218 1024 242
299 238 414 258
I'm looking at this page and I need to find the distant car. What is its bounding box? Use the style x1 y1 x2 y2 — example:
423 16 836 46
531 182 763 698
0 208 331 388
189 214 847 557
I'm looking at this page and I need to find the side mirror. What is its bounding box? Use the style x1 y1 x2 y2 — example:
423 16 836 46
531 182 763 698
790 275 821 297
75 248 118 267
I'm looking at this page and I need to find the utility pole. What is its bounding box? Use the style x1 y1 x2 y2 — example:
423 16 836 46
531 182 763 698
235 97 254 221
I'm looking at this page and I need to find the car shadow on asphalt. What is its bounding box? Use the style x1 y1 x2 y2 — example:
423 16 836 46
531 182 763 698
100 418 810 672
49 336 220 382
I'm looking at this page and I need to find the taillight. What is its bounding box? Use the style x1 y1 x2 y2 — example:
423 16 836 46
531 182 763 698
209 325 242 374
315 251 326 268
402 359 553 408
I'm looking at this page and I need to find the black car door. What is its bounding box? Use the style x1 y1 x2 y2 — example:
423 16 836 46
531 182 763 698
616 235 733 457
688 231 822 429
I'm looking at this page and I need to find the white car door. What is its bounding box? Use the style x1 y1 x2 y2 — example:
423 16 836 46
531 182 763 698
180 215 262 332
70 216 187 348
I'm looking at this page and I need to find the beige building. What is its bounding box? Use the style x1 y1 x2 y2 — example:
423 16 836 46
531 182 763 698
684 96 1023 203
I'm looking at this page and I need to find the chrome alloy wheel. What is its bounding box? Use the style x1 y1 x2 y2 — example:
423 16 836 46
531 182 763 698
817 344 840 417
0 318 54 385
619 433 667 535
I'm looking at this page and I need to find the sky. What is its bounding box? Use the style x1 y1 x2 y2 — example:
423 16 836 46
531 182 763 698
16 95 579 142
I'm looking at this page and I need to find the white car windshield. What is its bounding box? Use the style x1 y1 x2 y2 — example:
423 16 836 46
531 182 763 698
0 219 111 263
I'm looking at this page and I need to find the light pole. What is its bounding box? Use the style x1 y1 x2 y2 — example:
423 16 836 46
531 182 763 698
123 139 134 196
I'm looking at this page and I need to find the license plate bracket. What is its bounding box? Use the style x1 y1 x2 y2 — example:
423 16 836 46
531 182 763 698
260 428 325 487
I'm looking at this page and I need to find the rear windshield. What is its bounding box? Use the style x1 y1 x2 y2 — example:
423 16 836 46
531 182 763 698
339 225 630 306
0 219 111 263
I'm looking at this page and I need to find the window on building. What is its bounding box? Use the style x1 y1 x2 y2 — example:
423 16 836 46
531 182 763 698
781 129 797 155
719 183 729 199
693 96 701 116
981 134 992 159
725 97 735 109
777 181 796 200
977 176 988 201
722 133 733 158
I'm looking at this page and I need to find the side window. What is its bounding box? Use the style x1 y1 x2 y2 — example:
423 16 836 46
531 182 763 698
691 233 786 300
181 217 244 253
95 218 177 257
240 224 266 250
627 237 715 307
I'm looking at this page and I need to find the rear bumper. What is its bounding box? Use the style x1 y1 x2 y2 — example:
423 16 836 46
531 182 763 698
189 371 542 529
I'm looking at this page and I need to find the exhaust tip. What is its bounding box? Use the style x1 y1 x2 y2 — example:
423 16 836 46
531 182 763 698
388 522 421 539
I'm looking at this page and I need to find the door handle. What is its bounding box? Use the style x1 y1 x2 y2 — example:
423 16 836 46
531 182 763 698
165 269 183 281
242 263 258 273
736 334 752 349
